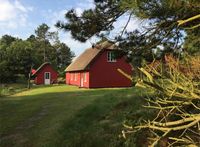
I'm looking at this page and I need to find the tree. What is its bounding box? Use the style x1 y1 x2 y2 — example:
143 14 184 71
35 23 57 62
0 35 18 83
56 1 200 146
122 54 200 146
29 26 75 71
0 24 74 83
45 31 75 71
184 28 200 55
35 24 50 41
56 0 200 65
0 61 11 83
56 0 124 42
29 25 57 68
6 40 34 79
0 35 16 46
0 35 17 62
56 42 75 71
0 36 34 83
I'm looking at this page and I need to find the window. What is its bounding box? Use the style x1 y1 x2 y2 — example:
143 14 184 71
45 72 50 79
75 73 77 81
84 72 87 82
107 51 116 62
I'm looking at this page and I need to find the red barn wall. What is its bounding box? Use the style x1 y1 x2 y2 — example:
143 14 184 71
34 64 58 85
66 71 90 88
68 72 80 86
89 50 132 88
66 72 71 84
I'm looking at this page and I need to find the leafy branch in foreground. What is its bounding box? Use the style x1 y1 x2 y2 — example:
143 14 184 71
122 54 200 146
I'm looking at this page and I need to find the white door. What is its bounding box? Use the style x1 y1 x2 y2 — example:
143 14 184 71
44 72 51 85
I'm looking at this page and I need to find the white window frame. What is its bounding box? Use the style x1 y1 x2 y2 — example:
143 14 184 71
44 72 50 79
107 51 116 62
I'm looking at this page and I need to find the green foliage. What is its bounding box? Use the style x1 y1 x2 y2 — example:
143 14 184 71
184 28 200 55
57 0 200 65
7 40 34 77
56 0 124 42
0 35 16 47
35 23 50 41
0 83 27 97
118 31 154 67
0 24 74 83
55 42 75 72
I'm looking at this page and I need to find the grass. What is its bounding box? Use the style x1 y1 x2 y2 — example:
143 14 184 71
0 83 28 97
0 85 149 147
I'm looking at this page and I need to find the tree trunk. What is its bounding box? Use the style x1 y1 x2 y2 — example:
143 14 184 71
27 64 33 89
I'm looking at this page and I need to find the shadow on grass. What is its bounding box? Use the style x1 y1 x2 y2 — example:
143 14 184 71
52 88 149 147
0 87 149 147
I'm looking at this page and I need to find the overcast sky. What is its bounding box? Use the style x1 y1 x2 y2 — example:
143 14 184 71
0 0 142 56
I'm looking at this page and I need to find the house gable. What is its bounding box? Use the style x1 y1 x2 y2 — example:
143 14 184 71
33 63 58 85
89 49 132 88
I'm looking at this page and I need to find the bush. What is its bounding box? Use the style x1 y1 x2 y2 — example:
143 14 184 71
0 83 27 97
57 77 66 84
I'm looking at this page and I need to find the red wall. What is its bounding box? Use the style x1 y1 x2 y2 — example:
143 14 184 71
89 50 132 88
34 64 58 85
66 71 89 88
65 49 132 88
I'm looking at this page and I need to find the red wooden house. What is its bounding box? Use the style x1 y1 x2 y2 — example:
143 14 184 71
32 62 58 85
65 41 132 88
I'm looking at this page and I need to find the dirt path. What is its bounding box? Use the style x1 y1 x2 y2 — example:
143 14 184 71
0 104 50 147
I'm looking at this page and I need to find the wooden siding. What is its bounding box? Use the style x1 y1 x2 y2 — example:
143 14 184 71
89 50 132 88
34 64 58 85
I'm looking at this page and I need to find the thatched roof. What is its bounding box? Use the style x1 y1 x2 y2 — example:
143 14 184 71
32 62 53 76
65 41 117 72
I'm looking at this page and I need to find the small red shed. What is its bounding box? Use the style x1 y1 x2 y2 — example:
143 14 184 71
32 62 58 85
65 41 132 88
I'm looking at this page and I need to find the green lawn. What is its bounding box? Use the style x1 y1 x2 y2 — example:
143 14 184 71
0 85 147 147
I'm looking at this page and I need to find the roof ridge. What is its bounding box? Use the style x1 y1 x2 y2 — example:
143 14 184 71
32 62 50 76
65 41 118 72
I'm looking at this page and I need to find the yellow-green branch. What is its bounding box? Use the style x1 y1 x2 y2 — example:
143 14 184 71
178 14 200 26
